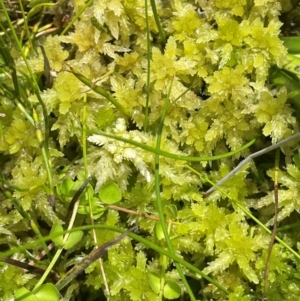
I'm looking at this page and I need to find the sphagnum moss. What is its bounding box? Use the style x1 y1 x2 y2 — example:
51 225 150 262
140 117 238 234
1 0 300 300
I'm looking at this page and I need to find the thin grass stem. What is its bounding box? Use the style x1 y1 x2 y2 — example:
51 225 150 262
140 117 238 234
262 149 280 301
69 68 131 117
91 130 256 162
82 94 110 295
150 0 166 44
143 0 151 132
60 0 94 36
154 79 196 301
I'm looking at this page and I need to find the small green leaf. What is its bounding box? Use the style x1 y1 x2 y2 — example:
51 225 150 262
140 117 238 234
15 288 38 301
99 182 122 204
149 272 161 294
163 281 181 299
154 222 165 241
64 231 84 250
57 178 75 196
50 224 64 246
78 199 107 218
35 283 60 301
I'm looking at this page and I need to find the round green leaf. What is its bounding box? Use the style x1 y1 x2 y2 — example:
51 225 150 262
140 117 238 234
35 283 60 301
149 272 161 294
57 178 74 196
50 224 64 246
64 231 84 250
163 281 181 299
15 288 38 301
99 182 122 204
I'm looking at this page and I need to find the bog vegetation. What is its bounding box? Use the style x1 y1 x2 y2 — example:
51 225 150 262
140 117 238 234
1 0 300 300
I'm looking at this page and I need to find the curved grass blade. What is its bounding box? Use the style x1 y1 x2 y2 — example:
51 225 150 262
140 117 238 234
0 224 229 295
89 130 256 162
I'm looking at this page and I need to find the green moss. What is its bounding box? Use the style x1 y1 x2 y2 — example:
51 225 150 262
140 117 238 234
1 0 300 300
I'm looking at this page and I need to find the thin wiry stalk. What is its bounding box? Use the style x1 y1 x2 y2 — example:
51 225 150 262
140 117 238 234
150 0 166 44
154 79 197 301
17 0 32 51
143 0 151 132
82 94 110 295
60 0 94 36
69 67 131 117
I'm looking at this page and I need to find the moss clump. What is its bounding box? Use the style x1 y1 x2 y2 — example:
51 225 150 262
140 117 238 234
1 0 300 300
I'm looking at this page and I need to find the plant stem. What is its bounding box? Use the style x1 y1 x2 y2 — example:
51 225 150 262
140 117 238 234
154 79 196 301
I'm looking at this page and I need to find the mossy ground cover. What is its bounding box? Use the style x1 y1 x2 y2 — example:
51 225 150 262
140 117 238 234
1 0 300 300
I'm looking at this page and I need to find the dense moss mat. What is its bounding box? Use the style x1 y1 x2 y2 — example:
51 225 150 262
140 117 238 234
2 0 300 300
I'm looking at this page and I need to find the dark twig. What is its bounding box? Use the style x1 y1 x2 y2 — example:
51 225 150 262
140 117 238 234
55 226 138 291
1 257 59 280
